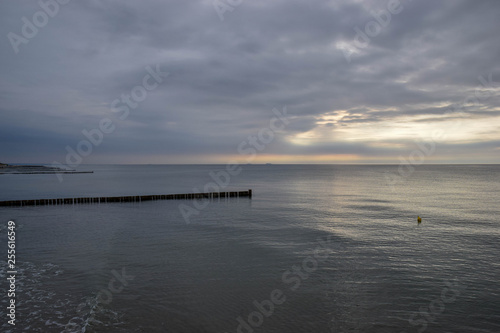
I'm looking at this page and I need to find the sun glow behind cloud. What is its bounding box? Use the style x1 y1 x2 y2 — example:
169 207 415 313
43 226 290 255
0 1 500 164
288 109 500 147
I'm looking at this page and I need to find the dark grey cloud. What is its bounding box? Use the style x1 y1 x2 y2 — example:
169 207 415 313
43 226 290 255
0 0 499 164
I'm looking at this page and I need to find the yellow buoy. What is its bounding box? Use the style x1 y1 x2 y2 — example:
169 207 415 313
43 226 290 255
417 216 422 223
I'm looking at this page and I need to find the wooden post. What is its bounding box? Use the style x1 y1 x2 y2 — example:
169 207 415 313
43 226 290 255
0 189 253 206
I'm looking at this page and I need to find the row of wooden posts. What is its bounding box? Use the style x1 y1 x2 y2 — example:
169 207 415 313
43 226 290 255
0 171 94 175
0 189 252 207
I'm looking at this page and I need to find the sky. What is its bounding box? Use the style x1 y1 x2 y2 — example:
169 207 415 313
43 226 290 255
0 0 499 165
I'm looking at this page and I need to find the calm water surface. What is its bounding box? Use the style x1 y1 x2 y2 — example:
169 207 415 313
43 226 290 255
0 165 499 332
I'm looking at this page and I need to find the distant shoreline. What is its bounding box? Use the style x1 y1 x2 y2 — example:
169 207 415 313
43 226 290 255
0 163 93 175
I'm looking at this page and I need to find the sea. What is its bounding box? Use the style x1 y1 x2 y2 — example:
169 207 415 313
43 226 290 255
0 164 499 333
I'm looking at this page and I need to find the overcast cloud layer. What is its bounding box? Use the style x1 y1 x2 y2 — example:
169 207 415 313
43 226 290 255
1 0 499 164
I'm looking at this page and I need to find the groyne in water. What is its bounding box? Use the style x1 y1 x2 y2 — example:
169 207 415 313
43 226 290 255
0 171 93 175
0 189 252 207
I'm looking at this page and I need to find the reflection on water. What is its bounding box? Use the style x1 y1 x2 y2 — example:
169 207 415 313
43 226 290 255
0 165 499 332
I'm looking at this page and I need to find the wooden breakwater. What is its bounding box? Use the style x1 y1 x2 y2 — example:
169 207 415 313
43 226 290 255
0 189 252 207
0 171 94 175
